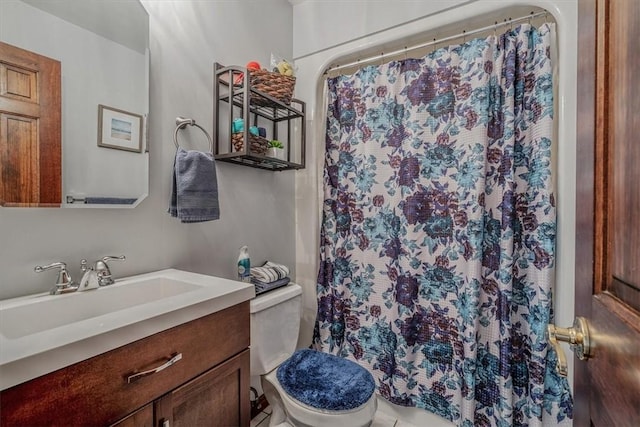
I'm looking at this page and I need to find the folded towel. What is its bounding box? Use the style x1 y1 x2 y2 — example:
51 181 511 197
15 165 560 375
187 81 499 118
85 197 137 205
168 147 220 223
250 261 290 283
252 276 290 295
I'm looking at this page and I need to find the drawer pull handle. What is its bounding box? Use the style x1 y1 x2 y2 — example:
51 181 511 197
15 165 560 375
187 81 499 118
127 353 183 384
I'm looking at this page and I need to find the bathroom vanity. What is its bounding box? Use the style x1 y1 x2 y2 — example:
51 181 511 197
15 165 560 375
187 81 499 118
0 269 254 426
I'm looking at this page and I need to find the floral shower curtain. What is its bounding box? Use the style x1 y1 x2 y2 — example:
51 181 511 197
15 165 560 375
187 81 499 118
313 24 572 426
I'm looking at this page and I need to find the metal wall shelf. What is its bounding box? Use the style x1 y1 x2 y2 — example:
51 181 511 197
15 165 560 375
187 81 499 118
213 63 305 171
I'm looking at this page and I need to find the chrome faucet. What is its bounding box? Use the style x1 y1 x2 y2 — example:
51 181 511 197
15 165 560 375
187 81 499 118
34 262 79 294
79 259 100 291
79 256 126 291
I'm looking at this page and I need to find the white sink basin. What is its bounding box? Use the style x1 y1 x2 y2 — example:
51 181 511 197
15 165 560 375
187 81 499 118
1 278 200 339
0 269 255 390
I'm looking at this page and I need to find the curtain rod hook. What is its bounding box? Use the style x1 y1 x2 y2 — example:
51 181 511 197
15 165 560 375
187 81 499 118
404 46 408 61
462 30 466 43
433 38 437 54
494 21 498 37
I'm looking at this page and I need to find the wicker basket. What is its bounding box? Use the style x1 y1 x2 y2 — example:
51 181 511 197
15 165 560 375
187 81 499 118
249 68 295 106
231 132 268 155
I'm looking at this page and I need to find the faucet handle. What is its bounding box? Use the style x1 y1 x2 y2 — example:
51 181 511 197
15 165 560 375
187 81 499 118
102 255 126 264
95 255 125 286
34 262 78 294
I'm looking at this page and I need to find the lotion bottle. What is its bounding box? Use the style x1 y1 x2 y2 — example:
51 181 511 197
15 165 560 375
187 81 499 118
237 246 250 282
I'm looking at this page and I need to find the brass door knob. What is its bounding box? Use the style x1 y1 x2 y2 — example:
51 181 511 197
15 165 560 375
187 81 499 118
547 317 592 377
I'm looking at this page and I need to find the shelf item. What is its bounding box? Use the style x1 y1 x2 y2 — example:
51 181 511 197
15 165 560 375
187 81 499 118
248 67 295 106
266 147 287 161
231 132 268 155
213 63 306 171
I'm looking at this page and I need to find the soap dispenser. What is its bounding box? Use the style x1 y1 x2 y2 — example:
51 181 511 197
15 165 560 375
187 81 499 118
237 246 251 282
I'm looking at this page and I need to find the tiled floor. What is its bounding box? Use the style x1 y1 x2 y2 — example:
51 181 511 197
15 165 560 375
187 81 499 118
249 405 418 427
249 405 271 427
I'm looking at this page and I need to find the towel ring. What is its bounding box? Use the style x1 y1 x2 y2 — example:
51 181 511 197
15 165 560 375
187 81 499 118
173 117 213 153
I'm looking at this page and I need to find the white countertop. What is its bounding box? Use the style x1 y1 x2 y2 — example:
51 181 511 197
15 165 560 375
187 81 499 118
0 269 255 390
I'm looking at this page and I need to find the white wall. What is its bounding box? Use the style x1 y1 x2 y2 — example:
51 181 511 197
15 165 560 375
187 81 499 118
1 0 148 202
292 1 578 424
292 0 470 58
0 0 295 300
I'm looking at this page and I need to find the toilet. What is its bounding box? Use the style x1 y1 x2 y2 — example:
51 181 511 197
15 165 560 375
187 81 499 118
250 283 378 427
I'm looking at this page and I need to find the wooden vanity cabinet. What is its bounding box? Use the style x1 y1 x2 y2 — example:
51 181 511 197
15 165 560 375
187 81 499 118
1 302 251 427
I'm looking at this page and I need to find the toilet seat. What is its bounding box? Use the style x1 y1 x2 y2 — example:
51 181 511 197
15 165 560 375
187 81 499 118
264 369 378 427
276 349 376 412
263 349 378 427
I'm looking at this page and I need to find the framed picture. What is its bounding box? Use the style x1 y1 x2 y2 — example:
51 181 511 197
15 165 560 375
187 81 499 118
97 104 143 153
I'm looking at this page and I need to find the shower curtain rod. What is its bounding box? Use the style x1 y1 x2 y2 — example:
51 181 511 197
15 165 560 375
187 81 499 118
325 10 548 74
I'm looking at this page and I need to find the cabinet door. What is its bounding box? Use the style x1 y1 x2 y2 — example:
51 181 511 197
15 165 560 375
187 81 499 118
111 404 153 427
156 349 250 427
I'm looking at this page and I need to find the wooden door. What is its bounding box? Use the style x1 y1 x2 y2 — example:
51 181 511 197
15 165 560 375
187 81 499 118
574 0 640 426
0 41 61 207
155 349 251 427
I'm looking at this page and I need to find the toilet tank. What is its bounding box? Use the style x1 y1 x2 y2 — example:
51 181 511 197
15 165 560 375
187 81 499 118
250 283 303 375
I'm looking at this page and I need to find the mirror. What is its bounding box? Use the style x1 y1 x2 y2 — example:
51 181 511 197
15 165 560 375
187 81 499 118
0 0 149 208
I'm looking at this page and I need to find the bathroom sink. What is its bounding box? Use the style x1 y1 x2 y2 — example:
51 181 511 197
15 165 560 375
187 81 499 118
0 269 255 390
0 278 200 339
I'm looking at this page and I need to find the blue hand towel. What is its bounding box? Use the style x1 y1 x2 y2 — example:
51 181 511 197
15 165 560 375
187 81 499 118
85 197 137 205
168 147 220 223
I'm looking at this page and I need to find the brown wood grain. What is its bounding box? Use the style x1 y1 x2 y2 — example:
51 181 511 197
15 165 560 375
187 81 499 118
0 302 250 426
589 294 640 427
4 66 37 101
609 0 640 309
156 349 251 427
0 114 38 205
594 0 610 296
0 41 60 207
110 404 153 427
35 44 61 206
576 0 640 425
574 0 597 424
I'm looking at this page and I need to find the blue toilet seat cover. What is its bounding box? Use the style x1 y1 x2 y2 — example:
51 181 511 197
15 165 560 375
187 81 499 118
276 349 375 411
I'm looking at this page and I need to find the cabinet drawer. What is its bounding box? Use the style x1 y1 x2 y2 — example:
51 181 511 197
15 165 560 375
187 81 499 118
0 301 249 427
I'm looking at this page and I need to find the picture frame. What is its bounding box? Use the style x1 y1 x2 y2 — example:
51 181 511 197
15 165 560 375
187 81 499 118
97 104 143 153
